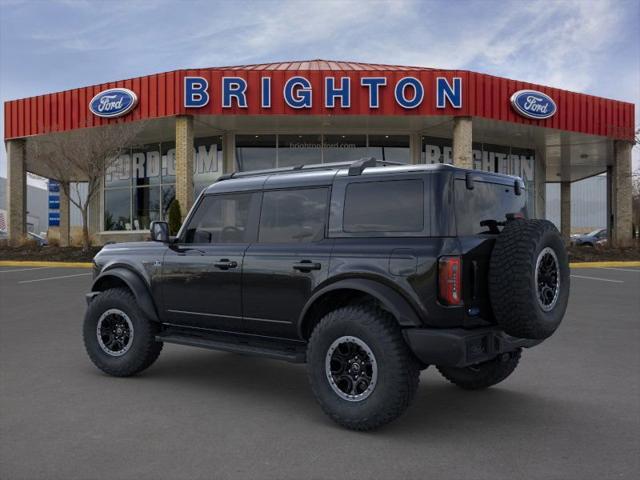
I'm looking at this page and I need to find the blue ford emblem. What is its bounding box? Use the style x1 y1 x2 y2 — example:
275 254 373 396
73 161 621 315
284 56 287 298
510 90 556 120
89 88 138 118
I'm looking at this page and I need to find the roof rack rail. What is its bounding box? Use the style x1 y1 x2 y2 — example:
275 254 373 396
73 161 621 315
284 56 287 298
348 157 378 176
216 158 401 182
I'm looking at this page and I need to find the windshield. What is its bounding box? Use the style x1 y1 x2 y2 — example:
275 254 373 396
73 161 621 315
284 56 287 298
587 229 602 236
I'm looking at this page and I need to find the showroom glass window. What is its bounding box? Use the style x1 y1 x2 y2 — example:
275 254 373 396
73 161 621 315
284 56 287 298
103 136 223 231
368 135 410 163
236 134 410 172
236 135 277 171
322 135 367 163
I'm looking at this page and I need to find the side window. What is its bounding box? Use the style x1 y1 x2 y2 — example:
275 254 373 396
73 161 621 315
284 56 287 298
183 193 253 244
343 180 424 233
259 188 328 243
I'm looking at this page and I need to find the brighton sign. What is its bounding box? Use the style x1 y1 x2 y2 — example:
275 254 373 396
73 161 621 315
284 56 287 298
510 89 557 120
183 76 464 110
89 88 138 118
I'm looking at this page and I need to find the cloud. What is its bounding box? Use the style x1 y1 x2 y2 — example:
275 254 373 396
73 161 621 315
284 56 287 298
1 0 638 177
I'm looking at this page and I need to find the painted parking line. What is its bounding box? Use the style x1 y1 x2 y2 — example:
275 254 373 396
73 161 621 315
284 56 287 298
570 274 624 283
0 266 53 273
18 272 92 284
599 267 640 273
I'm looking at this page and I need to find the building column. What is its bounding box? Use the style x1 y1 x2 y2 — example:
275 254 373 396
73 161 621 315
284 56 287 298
610 141 633 247
175 115 194 220
6 139 27 245
452 117 473 169
560 181 571 243
409 133 422 164
534 151 547 219
59 181 70 247
89 177 103 238
222 133 235 174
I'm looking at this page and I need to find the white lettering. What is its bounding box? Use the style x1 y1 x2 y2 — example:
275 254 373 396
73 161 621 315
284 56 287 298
424 145 441 164
194 144 218 174
98 95 124 112
523 95 548 113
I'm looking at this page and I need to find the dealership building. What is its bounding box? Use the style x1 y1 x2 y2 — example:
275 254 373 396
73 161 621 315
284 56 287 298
3 60 636 245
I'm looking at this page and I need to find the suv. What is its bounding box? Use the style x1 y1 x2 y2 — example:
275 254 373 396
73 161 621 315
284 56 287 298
84 158 569 430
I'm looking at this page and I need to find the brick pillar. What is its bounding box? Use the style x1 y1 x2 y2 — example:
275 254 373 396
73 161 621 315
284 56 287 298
222 133 236 174
175 115 194 220
452 117 473 169
610 141 633 247
59 181 70 247
409 133 422 164
534 151 546 219
6 139 27 245
560 181 571 244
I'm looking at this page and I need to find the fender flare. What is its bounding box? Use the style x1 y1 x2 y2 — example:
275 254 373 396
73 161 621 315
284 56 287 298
298 278 422 337
91 267 160 322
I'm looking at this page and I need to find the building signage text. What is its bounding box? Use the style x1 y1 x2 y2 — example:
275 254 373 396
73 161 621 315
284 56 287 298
184 75 463 110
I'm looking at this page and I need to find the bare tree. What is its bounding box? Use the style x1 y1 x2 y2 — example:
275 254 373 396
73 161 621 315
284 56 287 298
27 122 143 251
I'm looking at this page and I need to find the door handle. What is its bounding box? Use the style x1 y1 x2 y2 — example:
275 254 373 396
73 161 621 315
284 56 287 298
213 259 238 270
292 261 321 272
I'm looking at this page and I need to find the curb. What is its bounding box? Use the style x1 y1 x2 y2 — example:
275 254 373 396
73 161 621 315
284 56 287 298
0 260 93 268
569 261 640 268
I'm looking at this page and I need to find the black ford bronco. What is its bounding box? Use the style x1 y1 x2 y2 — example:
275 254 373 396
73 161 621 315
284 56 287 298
84 158 569 430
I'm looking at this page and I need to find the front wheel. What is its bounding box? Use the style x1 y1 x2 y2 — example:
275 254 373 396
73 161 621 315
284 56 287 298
436 349 521 390
307 304 420 431
83 288 163 377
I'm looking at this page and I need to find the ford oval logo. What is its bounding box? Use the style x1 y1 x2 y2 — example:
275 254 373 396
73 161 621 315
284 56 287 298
89 88 138 118
510 90 556 120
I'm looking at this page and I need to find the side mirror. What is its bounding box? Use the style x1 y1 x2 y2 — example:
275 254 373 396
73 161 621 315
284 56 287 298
149 221 170 243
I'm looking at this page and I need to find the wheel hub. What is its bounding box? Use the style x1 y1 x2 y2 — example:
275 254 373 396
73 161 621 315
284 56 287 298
535 247 560 312
325 336 378 402
96 308 134 357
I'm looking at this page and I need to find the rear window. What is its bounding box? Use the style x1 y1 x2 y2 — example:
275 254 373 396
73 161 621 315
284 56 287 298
455 180 527 235
343 180 424 233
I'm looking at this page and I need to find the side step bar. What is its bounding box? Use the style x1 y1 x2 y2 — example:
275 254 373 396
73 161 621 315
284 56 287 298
156 326 307 363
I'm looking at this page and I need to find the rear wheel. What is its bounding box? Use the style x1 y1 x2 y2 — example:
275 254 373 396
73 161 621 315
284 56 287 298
437 349 521 390
83 288 163 377
307 304 420 431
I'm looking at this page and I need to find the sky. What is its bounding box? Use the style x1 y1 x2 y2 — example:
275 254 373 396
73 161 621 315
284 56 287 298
1 0 639 182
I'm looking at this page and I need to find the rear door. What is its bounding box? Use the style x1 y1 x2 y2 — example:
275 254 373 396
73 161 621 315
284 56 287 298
241 187 332 338
160 192 259 330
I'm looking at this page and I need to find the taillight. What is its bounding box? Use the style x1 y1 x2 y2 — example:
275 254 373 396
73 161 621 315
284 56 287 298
438 256 462 305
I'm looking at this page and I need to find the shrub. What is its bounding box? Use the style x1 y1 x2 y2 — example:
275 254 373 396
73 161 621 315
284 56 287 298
168 199 182 236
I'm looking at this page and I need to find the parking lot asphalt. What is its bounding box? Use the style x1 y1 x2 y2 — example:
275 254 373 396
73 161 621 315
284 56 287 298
1 265 639 480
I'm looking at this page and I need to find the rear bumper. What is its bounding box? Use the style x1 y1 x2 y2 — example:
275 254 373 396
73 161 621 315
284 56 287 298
403 327 541 368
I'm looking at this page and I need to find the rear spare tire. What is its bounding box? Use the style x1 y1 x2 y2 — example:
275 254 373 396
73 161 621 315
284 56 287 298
489 219 569 340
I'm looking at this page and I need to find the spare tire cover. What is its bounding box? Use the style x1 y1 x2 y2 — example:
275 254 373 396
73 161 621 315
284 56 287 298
489 219 569 340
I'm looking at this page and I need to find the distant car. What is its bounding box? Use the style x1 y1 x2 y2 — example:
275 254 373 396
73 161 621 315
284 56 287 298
27 231 48 246
0 230 47 245
571 229 607 247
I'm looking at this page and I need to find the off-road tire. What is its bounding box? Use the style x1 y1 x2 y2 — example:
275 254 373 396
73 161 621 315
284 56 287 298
489 219 569 340
307 304 420 431
436 349 521 390
83 288 163 377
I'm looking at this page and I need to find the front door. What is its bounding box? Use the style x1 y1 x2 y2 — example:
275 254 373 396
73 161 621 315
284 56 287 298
242 187 332 338
160 192 259 331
